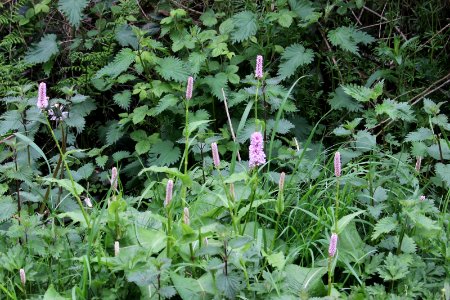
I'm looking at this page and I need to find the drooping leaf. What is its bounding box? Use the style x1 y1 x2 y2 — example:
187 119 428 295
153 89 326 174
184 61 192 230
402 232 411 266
277 43 314 79
58 0 88 28
231 11 257 43
24 34 59 64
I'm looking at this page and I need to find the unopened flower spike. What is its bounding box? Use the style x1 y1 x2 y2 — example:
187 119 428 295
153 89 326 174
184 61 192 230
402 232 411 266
183 207 190 225
110 167 118 191
114 241 120 257
328 233 338 257
255 55 263 79
279 172 286 191
334 151 341 177
37 82 49 109
249 132 266 168
186 76 194 100
19 268 26 285
165 179 173 207
211 142 220 168
84 197 93 208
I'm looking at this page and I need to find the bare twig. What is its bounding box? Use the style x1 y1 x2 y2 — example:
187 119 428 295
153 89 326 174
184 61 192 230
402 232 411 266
221 88 241 162
363 5 407 41
169 0 203 15
135 0 150 20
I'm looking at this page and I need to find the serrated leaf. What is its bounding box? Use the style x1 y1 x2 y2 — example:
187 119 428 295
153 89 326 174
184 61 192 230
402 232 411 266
400 235 416 254
149 94 178 116
106 121 124 145
328 87 363 112
95 48 135 79
372 216 398 240
404 128 434 142
231 11 257 43
24 34 59 64
200 9 217 27
328 26 375 55
216 272 241 299
96 155 108 168
112 151 130 162
435 163 450 189
58 0 88 28
113 90 132 110
203 72 228 99
354 130 376 152
0 196 17 223
138 166 192 187
375 99 414 121
115 24 138 49
277 43 314 79
77 163 94 179
377 253 410 281
155 57 189 82
148 141 181 166
342 81 383 102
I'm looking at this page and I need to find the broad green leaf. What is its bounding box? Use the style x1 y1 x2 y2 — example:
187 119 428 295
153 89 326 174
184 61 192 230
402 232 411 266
139 166 192 187
24 34 59 64
328 87 363 112
200 9 217 27
171 272 212 300
58 211 87 228
113 90 132 110
148 141 181 167
155 57 189 82
436 163 450 188
43 284 67 300
372 216 398 240
115 24 138 49
231 11 257 43
95 48 135 79
336 210 365 234
328 26 375 55
0 196 17 223
277 43 314 79
284 264 327 295
58 0 88 28
405 128 434 142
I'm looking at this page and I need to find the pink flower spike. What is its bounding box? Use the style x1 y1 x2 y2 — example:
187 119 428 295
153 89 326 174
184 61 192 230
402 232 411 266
110 167 118 191
328 233 338 257
420 195 426 201
183 207 190 225
211 142 220 168
334 151 341 177
84 197 93 208
186 76 194 100
415 156 422 172
37 82 48 109
165 179 173 207
19 268 26 285
114 241 120 257
279 172 286 191
249 132 266 168
255 55 263 79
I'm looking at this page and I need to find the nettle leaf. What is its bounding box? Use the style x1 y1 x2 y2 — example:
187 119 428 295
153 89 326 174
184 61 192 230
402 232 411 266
267 119 294 134
24 34 59 64
377 253 411 281
113 90 132 110
203 72 228 99
106 121 124 145
328 87 363 112
115 24 138 49
0 196 17 223
400 235 416 254
155 57 189 82
375 99 414 122
372 216 398 240
288 0 321 26
328 26 375 55
231 11 257 43
95 48 135 79
216 272 242 299
148 141 181 166
428 140 450 160
354 130 376 152
342 81 383 102
58 0 88 28
277 43 314 79
200 9 217 27
435 163 450 188
149 94 178 116
404 128 434 142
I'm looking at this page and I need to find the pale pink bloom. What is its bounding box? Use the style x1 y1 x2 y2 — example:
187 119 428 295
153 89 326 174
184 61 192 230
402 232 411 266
165 179 173 207
420 195 426 201
114 241 120 257
249 132 266 168
183 207 190 225
328 233 338 257
415 156 422 172
110 167 118 191
255 55 263 79
37 82 48 109
211 142 220 168
334 151 341 177
19 268 26 285
84 197 93 208
279 172 286 191
186 76 194 100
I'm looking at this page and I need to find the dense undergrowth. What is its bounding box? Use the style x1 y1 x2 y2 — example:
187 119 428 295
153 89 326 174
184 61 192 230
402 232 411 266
0 0 449 299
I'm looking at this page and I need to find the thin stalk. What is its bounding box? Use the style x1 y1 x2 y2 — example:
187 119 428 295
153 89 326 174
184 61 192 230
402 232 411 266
327 256 333 296
335 178 340 233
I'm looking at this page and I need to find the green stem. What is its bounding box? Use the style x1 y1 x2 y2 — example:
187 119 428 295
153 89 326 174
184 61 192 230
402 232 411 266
254 80 260 125
335 178 340 233
166 208 172 258
327 256 333 296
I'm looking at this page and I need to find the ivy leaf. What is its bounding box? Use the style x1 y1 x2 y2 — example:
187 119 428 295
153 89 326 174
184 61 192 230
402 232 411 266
231 11 257 43
155 57 189 82
277 43 314 79
435 163 450 189
95 48 135 79
58 0 88 28
404 128 434 142
328 26 375 56
113 90 132 110
24 34 59 64
372 216 398 240
148 141 181 166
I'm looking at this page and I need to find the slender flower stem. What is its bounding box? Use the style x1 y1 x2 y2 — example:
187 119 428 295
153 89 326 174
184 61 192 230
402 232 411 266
254 80 260 124
44 115 90 228
335 178 340 233
327 256 333 296
182 100 190 207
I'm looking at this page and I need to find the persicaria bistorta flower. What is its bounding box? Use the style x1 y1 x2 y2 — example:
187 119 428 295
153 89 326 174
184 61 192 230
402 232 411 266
415 156 422 172
183 207 190 225
328 233 338 257
114 241 120 257
420 195 426 201
37 82 48 109
255 55 263 79
19 268 26 285
186 76 194 100
211 142 220 168
279 172 286 191
249 132 266 168
334 151 341 177
165 179 173 207
110 167 118 191
84 197 92 208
